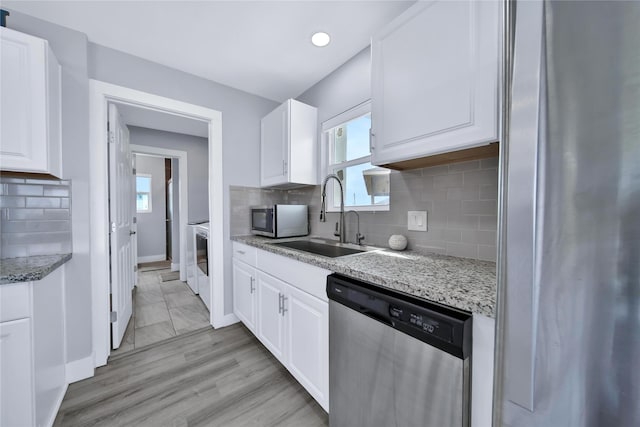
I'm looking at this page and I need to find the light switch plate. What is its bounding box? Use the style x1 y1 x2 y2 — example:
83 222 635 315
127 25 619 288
408 211 427 231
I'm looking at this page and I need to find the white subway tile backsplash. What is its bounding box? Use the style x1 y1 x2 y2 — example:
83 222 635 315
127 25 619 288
230 157 498 261
433 173 463 189
8 184 43 196
0 177 72 258
26 197 61 208
0 196 25 208
463 169 498 186
462 200 497 216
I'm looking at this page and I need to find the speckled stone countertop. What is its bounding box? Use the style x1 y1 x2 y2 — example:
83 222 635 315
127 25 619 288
232 235 497 318
0 254 72 285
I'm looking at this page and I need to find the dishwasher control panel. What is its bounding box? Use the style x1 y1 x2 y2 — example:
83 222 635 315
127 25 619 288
389 305 454 343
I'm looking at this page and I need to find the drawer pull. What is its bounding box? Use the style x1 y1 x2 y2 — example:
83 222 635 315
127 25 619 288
236 250 246 255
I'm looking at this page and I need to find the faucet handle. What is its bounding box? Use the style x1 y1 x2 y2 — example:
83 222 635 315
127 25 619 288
334 222 341 237
357 233 365 245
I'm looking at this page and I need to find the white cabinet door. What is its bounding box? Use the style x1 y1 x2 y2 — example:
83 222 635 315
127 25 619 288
0 318 35 427
256 272 287 363
0 27 62 177
260 99 318 187
285 285 329 411
233 259 257 333
370 0 500 166
260 101 288 187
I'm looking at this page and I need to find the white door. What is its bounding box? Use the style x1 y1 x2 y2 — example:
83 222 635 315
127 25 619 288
233 260 256 333
260 101 288 187
256 272 287 363
285 285 329 410
131 154 138 287
108 103 134 349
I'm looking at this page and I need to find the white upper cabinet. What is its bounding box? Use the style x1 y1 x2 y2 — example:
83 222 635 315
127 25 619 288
370 0 500 167
260 99 318 188
0 27 62 178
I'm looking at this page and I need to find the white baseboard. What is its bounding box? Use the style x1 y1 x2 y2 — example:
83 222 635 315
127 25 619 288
214 313 240 329
44 383 67 427
66 354 95 384
137 254 166 264
171 262 180 272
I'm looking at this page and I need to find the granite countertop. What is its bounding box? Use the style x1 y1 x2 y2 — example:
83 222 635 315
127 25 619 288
0 254 72 285
232 235 497 318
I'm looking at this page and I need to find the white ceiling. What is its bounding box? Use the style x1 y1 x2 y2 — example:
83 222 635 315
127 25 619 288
5 0 414 102
115 102 209 138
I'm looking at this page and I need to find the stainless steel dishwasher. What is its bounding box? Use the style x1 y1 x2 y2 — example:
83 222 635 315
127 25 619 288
327 274 472 427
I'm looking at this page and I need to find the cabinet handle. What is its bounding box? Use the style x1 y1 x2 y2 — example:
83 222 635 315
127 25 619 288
369 129 375 151
281 296 288 317
278 293 283 314
250 276 255 293
282 159 288 175
236 250 246 255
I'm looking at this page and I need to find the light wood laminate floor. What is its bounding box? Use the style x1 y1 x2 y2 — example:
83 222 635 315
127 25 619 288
112 265 211 355
54 324 329 426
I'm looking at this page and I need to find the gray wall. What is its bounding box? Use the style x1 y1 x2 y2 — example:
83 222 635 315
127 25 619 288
129 127 209 223
89 42 279 315
6 9 93 364
135 155 166 260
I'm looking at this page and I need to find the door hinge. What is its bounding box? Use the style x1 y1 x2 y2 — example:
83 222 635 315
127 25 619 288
369 129 375 151
133 216 137 224
108 130 115 144
134 265 138 272
132 167 136 175
110 311 117 323
111 222 116 233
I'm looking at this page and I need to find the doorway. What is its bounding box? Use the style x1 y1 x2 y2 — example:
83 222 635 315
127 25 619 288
90 80 228 368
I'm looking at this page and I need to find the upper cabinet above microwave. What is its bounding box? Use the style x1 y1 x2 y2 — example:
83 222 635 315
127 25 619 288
0 27 62 178
370 0 501 170
260 99 318 188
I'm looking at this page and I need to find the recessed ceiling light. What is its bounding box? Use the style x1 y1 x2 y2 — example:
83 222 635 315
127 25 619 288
311 32 331 47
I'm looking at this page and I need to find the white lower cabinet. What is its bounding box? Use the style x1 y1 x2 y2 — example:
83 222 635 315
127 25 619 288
232 241 330 411
0 318 35 427
285 285 329 406
256 272 288 363
0 265 66 427
232 259 257 333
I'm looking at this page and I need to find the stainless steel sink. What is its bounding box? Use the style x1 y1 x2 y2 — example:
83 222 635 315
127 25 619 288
271 238 381 258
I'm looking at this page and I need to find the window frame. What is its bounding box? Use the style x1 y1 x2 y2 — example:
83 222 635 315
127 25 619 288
136 173 153 213
321 100 390 213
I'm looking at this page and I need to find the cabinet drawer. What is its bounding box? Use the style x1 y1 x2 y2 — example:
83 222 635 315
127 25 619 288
232 242 257 267
0 282 31 322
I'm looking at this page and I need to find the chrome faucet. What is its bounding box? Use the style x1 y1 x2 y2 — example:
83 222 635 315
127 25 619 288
346 210 365 245
320 174 345 243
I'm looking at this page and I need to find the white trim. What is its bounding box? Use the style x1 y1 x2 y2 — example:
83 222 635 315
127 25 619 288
137 254 166 264
44 383 68 427
131 143 189 282
217 313 240 328
90 80 224 368
321 99 371 132
66 355 95 383
171 263 180 272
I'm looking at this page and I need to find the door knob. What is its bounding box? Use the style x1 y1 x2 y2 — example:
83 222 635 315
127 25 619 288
129 231 136 235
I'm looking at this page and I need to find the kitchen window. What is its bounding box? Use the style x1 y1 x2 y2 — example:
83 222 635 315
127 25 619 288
323 101 390 211
136 174 152 213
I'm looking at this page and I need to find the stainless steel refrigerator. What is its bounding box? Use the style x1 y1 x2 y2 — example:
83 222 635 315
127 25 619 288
494 1 639 426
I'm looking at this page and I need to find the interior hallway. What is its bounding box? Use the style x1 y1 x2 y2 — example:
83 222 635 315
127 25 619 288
111 261 210 356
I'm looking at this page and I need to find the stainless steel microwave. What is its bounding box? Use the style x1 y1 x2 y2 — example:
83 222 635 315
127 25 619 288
251 205 309 238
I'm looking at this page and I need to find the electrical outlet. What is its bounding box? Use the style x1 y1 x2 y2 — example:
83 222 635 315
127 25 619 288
407 211 427 231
